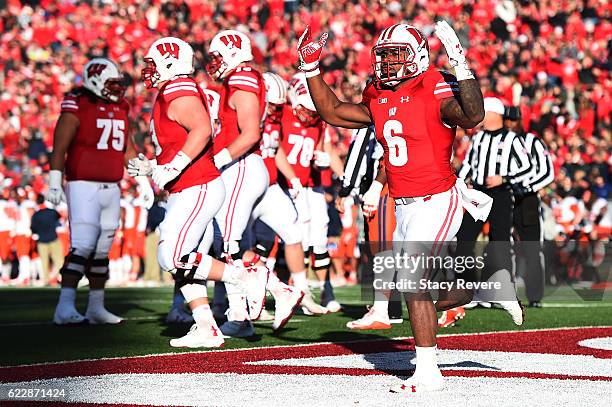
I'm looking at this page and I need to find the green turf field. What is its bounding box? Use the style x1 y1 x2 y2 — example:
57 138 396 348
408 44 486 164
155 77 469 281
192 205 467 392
0 285 610 367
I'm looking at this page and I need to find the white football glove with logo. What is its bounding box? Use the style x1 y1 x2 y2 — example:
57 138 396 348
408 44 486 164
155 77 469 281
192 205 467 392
135 176 154 210
361 180 383 219
151 151 191 189
127 153 154 177
314 150 330 168
47 170 65 205
213 148 232 169
288 177 304 199
297 26 329 78
434 20 474 81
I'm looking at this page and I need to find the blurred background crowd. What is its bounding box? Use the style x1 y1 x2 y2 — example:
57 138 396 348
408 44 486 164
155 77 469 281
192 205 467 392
0 0 610 287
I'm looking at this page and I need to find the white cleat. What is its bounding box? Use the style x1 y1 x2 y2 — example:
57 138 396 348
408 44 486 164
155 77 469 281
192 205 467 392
347 308 391 330
170 323 224 348
272 286 304 331
258 308 275 321
495 300 524 325
85 308 123 325
301 293 328 315
166 307 194 324
325 300 342 313
53 307 87 325
389 373 445 394
238 265 269 320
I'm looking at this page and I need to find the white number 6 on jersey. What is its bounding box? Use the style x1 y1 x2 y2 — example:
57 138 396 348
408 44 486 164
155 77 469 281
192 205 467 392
383 119 407 166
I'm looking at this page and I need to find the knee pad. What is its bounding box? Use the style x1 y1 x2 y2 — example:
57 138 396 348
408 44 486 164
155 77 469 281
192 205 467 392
312 246 330 270
254 241 274 261
172 252 212 287
60 250 89 277
86 257 109 279
180 282 208 303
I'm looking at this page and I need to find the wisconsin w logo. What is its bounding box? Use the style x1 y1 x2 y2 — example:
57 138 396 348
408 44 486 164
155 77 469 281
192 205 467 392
156 43 180 58
220 34 242 49
87 63 106 77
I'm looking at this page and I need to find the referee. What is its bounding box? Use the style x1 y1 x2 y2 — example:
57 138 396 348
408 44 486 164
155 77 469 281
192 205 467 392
504 106 554 308
456 97 532 310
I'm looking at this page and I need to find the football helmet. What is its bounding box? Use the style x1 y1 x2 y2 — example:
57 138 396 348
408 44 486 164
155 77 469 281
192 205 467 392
83 58 125 102
371 24 430 86
206 30 253 80
142 37 194 89
263 72 288 123
289 73 319 126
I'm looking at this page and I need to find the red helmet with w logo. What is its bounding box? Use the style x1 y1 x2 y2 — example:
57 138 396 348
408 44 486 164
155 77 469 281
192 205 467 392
206 30 253 80
83 58 125 102
371 24 430 87
142 37 194 89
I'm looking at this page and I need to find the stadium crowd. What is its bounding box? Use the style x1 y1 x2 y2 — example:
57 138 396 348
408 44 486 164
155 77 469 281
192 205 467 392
0 0 610 286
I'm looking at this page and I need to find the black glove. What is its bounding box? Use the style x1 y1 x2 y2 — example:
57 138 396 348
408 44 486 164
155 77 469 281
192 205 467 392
510 183 533 198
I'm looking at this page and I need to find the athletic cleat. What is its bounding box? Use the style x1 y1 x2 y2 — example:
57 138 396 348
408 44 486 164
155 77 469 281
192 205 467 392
166 307 195 324
85 308 123 325
301 293 328 315
463 301 479 309
325 300 342 313
169 323 224 348
437 306 466 328
272 287 304 331
495 300 524 325
238 265 269 320
258 308 275 321
53 308 87 325
219 319 254 338
389 374 445 394
347 308 391 330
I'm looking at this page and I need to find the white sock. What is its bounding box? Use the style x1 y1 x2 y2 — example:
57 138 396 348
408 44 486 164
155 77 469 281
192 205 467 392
292 270 308 291
221 264 242 284
87 289 105 313
57 287 77 310
266 272 285 295
225 282 249 321
371 299 389 314
414 346 440 377
192 304 213 326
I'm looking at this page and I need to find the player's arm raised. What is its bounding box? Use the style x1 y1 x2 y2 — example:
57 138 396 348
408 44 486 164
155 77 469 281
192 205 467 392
298 26 371 129
48 112 79 204
435 21 484 129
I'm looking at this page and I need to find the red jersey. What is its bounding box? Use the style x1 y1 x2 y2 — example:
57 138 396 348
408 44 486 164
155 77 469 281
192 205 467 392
260 118 281 185
279 106 324 187
60 89 129 183
362 68 458 198
214 66 266 155
151 77 219 193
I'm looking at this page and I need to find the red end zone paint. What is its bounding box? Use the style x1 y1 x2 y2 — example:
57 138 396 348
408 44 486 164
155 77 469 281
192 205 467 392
1 327 610 384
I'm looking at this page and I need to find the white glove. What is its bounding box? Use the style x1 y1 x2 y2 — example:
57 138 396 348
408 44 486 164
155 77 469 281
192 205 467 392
434 20 474 81
214 148 232 169
47 170 65 205
288 177 303 199
151 151 191 189
127 153 154 177
314 150 330 168
135 176 154 209
361 180 383 219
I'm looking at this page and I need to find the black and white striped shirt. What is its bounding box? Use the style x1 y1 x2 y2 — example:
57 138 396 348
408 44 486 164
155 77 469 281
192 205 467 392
339 126 383 197
458 128 533 188
521 132 555 191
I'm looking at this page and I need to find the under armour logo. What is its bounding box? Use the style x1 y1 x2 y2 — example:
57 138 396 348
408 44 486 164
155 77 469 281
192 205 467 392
157 42 180 58
389 107 397 117
378 97 388 104
400 96 410 103
220 34 243 49
87 63 106 77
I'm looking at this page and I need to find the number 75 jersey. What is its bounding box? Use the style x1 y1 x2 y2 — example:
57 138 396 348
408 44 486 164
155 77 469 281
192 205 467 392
361 68 459 198
60 90 130 183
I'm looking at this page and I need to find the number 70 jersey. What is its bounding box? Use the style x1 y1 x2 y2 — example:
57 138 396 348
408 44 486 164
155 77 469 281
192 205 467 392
361 68 459 198
60 90 130 183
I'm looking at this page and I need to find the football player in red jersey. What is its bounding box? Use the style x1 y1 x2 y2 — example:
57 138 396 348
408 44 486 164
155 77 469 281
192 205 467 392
48 58 153 325
205 30 274 337
279 73 343 313
297 21 493 392
130 37 269 348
